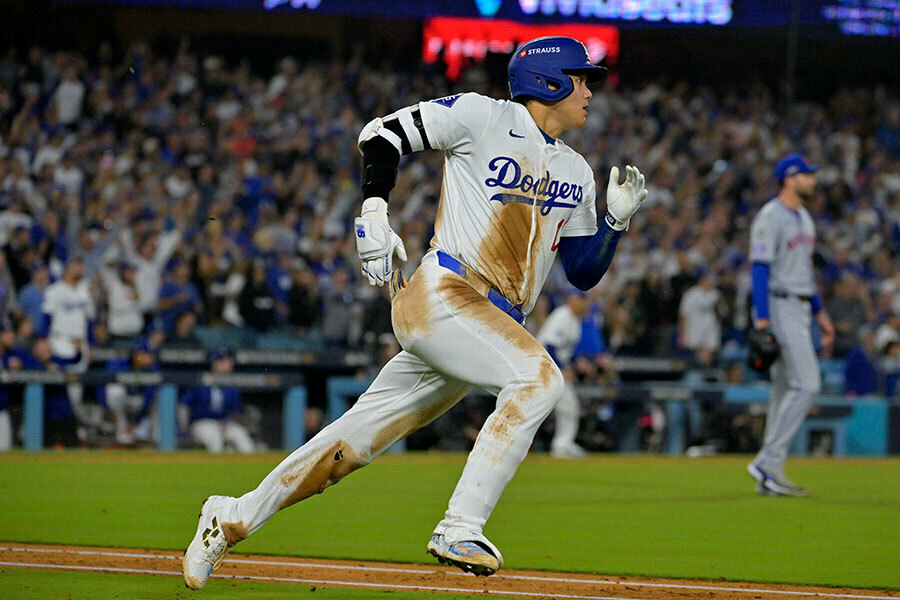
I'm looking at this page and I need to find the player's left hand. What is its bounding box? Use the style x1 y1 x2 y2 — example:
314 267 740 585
606 165 648 231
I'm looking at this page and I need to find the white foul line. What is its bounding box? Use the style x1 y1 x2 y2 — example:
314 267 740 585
0 546 896 600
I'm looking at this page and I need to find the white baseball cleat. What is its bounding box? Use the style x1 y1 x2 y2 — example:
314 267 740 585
183 495 237 589
426 525 504 576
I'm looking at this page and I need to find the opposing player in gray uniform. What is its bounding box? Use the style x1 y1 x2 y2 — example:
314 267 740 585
747 154 835 497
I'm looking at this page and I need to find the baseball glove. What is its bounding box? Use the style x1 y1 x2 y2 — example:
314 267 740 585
747 327 779 372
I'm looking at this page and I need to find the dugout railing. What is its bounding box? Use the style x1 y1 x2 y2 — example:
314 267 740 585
3 372 892 456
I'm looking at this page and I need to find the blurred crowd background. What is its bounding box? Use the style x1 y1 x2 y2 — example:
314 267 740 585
1 19 899 450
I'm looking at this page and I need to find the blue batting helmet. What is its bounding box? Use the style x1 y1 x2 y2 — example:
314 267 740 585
508 36 608 102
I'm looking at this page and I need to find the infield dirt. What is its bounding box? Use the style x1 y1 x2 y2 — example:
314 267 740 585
1 543 897 600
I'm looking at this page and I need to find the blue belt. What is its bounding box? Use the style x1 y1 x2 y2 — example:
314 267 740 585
436 251 525 325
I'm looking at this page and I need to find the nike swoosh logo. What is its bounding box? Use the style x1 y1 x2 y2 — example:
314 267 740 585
508 130 525 139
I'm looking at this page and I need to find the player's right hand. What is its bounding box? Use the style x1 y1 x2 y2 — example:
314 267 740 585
354 197 407 286
605 165 648 231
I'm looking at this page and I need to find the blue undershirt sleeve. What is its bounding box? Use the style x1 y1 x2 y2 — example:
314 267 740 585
557 219 623 291
38 313 51 337
809 293 823 315
574 312 600 359
751 262 771 320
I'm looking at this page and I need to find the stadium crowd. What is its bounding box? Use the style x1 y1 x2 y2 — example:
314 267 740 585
1 39 899 448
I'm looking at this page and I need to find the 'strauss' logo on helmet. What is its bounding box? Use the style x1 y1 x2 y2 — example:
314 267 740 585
525 47 561 56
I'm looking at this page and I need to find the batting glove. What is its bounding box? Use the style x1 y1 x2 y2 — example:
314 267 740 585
354 197 407 286
605 165 648 231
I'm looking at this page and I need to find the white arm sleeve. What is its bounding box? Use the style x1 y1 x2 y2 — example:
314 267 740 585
154 230 181 267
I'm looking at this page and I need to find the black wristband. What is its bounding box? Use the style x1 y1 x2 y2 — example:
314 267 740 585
604 213 620 229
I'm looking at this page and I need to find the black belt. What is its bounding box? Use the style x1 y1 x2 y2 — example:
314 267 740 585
436 251 525 325
771 289 812 302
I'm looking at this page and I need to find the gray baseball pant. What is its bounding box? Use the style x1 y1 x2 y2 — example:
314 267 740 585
753 294 820 474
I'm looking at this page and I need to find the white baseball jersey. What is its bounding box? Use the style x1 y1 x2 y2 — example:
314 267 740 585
536 304 581 366
749 199 816 296
42 280 95 359
417 93 598 313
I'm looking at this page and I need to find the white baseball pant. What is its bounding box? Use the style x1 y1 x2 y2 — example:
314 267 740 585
191 419 255 454
218 250 564 542
550 381 580 453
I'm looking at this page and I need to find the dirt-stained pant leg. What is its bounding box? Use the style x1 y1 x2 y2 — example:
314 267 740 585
222 252 560 542
754 296 821 474
224 351 470 541
395 252 564 533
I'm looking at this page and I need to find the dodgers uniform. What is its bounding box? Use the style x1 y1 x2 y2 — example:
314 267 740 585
749 198 820 480
42 276 95 416
180 386 254 454
183 36 646 588
537 302 585 457
215 90 599 540
42 279 95 362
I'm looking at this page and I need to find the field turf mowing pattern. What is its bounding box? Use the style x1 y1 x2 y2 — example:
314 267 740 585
0 452 898 595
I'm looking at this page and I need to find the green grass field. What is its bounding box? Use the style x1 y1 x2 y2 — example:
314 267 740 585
1 452 898 599
0 569 500 600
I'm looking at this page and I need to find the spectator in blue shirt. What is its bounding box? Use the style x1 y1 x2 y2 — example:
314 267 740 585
844 327 879 396
881 340 900 399
157 258 202 333
23 337 81 447
100 338 159 445
179 349 254 453
17 263 50 330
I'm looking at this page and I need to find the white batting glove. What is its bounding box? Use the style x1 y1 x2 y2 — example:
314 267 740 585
354 197 407 286
605 165 648 231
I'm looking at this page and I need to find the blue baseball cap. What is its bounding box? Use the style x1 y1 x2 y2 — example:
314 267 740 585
132 337 155 355
774 154 819 183
209 348 233 363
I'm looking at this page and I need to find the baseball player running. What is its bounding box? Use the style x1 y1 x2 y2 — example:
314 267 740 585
747 153 835 497
183 36 647 588
538 291 591 458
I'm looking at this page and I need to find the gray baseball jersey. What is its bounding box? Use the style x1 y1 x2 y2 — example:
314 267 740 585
749 199 816 295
